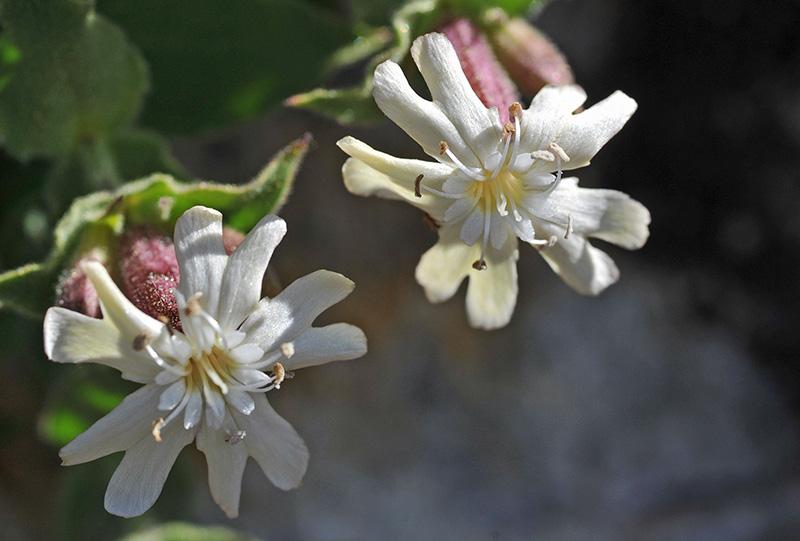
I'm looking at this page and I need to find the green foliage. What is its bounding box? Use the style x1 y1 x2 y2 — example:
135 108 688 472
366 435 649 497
0 135 311 319
98 0 355 134
119 523 257 541
0 0 149 160
288 0 441 124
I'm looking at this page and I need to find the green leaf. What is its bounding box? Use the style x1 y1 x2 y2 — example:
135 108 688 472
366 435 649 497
119 523 257 541
288 0 442 125
0 0 149 160
98 0 354 134
0 135 311 318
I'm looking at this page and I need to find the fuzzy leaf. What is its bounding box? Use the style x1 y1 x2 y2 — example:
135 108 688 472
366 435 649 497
0 135 311 318
0 0 148 160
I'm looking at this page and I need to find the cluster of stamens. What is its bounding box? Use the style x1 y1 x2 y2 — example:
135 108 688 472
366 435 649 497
414 102 574 270
131 292 294 443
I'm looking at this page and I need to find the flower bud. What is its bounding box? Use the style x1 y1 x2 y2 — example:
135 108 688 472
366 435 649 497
439 18 521 123
119 228 182 330
483 9 574 96
55 252 104 318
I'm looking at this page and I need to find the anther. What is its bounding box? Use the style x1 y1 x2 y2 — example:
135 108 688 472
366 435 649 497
549 142 570 162
472 259 487 271
184 292 203 316
280 342 295 359
414 174 424 197
152 418 165 442
272 362 286 389
132 333 150 351
439 141 449 156
158 315 176 336
503 122 516 137
509 102 523 118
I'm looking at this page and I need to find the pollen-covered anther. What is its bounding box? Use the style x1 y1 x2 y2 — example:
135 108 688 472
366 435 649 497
280 342 295 359
472 259 487 271
152 417 165 442
272 362 287 389
509 101 523 119
503 121 516 137
414 174 424 197
549 142 570 162
439 141 449 156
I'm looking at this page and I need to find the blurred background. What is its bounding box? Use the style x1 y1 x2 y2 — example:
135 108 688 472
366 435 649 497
2 0 800 539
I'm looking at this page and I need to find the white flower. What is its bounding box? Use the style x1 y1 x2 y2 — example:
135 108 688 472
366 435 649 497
43 207 367 518
338 32 650 330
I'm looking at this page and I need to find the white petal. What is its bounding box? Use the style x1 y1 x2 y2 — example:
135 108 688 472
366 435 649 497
225 389 255 415
490 218 510 250
230 342 265 365
43 307 158 383
410 33 502 153
104 420 195 518
373 60 478 165
60 384 162 466
81 261 164 340
444 197 477 223
234 394 308 490
158 379 186 411
232 368 272 387
338 138 453 220
217 214 286 330
282 323 367 371
183 388 203 429
465 236 519 330
241 270 355 350
554 91 638 170
204 388 226 429
537 229 620 295
525 177 650 249
174 206 228 318
511 216 536 244
414 225 476 303
459 208 485 245
519 85 587 153
156 369 182 385
196 421 248 518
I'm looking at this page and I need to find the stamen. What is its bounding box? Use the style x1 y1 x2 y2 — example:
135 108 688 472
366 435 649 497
473 207 491 271
152 418 165 442
184 292 203 316
132 333 150 351
472 259 487 271
414 174 423 197
565 215 574 239
438 140 485 181
508 102 523 119
280 342 295 359
144 344 186 376
272 362 286 389
549 142 570 162
497 192 509 216
532 150 555 162
490 132 513 179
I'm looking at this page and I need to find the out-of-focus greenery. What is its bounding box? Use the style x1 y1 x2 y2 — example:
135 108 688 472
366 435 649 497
0 134 310 318
119 522 257 541
287 0 547 124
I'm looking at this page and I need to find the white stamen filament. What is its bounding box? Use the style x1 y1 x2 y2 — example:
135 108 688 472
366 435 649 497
439 142 484 181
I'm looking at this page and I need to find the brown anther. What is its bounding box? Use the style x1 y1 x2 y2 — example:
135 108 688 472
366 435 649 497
422 213 440 232
472 259 488 271
509 102 523 118
414 174 424 197
184 292 203 316
439 141 449 155
503 122 516 137
132 333 149 351
225 430 247 445
158 315 176 335
151 418 165 442
272 362 286 389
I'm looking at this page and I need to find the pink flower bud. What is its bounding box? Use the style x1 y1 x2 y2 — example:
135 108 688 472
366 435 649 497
56 253 104 318
439 18 521 123
484 10 574 96
119 228 182 330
